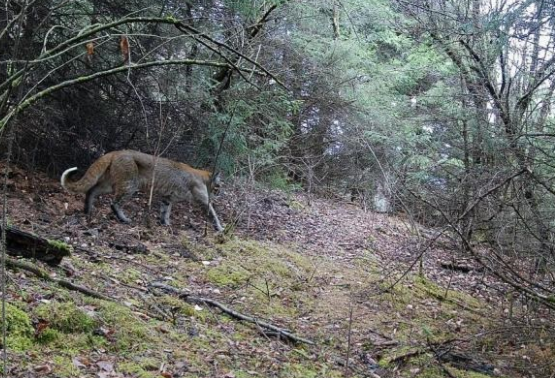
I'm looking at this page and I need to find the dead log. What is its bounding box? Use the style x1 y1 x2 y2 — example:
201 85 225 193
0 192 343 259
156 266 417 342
1 224 71 265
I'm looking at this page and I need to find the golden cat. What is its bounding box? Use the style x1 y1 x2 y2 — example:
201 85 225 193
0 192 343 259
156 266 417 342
61 150 223 231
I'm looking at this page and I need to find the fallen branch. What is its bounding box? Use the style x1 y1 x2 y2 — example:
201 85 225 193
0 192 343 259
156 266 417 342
149 282 315 345
440 262 483 273
6 257 113 301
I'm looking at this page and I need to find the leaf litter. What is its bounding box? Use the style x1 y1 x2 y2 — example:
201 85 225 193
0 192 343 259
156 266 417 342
0 163 553 377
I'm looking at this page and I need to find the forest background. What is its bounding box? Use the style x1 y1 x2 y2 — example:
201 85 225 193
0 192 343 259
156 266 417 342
1 0 555 376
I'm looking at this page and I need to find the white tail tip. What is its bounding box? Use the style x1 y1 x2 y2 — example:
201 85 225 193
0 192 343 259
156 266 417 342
61 167 78 189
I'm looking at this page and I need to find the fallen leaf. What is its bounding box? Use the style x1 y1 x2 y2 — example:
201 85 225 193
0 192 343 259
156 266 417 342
72 357 89 368
34 319 50 337
33 364 52 374
96 360 114 372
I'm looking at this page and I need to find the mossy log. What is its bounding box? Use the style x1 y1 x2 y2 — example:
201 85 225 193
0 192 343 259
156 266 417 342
1 224 71 266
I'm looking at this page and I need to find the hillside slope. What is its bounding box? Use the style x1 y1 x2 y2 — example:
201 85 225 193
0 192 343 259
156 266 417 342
0 164 548 377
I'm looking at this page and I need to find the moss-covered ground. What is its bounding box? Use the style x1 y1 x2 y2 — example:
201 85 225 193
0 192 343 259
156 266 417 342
2 231 515 378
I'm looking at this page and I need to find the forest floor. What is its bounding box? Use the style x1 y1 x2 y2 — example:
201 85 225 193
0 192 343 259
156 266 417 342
1 163 553 378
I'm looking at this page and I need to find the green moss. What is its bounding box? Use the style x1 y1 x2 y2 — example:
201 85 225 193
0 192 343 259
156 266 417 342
35 301 96 333
120 267 142 284
0 214 506 378
411 353 435 367
282 250 318 277
352 251 381 274
379 281 412 306
448 367 497 378
263 171 292 191
414 276 449 301
404 352 496 377
176 236 222 260
35 328 61 344
217 238 276 258
268 260 294 278
119 357 164 378
157 295 196 317
118 363 157 378
145 250 171 264
207 264 250 287
414 276 482 309
8 300 97 352
233 371 254 378
250 290 298 317
47 239 73 255
92 261 115 275
416 367 445 378
378 346 425 368
91 300 154 352
52 355 80 377
280 362 343 378
50 332 106 352
216 238 315 280
0 303 34 351
288 200 305 211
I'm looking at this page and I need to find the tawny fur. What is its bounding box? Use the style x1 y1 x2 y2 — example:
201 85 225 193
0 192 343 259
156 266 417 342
61 150 223 231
